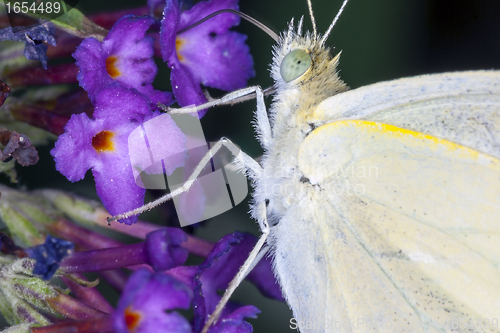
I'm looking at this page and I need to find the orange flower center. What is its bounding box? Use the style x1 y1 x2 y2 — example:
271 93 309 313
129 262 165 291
124 306 142 332
92 131 114 152
176 38 185 62
105 55 121 78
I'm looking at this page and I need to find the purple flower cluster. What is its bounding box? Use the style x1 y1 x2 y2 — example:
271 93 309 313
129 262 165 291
27 227 281 333
109 231 277 333
51 0 254 224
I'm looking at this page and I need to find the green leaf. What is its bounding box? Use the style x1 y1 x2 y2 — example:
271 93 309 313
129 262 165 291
0 159 18 183
0 203 42 247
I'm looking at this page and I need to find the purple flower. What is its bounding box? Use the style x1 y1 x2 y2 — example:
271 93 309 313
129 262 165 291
73 15 173 109
0 23 56 69
163 231 282 332
160 0 255 117
60 228 189 273
191 232 279 332
26 235 74 280
113 269 193 333
0 130 39 166
147 228 189 271
208 306 260 333
51 84 187 224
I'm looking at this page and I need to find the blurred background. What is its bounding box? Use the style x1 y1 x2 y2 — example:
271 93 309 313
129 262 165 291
3 0 500 331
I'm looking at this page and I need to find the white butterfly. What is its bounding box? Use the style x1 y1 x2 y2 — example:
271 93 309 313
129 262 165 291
111 0 500 332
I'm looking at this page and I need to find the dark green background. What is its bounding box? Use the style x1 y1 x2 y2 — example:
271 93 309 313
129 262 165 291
5 0 500 331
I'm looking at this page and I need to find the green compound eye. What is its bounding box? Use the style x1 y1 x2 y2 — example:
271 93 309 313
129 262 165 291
280 49 312 83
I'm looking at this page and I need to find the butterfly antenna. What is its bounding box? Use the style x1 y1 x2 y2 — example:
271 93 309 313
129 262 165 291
306 0 317 38
320 0 349 45
178 9 279 42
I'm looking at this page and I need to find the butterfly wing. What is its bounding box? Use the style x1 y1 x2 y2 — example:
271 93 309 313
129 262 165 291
295 118 500 332
309 71 500 159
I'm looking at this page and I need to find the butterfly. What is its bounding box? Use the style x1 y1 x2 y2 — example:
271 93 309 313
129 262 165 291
111 0 500 332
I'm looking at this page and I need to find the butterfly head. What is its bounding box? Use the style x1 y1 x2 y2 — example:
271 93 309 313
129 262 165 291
270 18 348 118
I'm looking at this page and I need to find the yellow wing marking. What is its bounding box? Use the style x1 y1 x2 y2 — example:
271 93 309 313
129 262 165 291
298 119 500 185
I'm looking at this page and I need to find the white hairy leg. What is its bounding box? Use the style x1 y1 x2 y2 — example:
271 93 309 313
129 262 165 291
201 201 271 333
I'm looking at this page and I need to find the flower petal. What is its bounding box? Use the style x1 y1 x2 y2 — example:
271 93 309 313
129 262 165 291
160 0 208 114
50 113 100 182
177 0 240 33
136 84 174 110
209 305 260 333
170 59 208 117
141 113 187 175
146 228 189 271
103 15 171 107
103 15 156 62
160 0 181 63
180 30 254 91
93 83 152 121
91 119 148 225
73 37 113 104
114 269 192 333
174 0 254 90
192 232 276 332
74 16 171 108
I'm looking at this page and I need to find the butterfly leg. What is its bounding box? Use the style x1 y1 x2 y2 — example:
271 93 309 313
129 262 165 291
107 137 262 223
201 200 270 333
167 85 273 148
